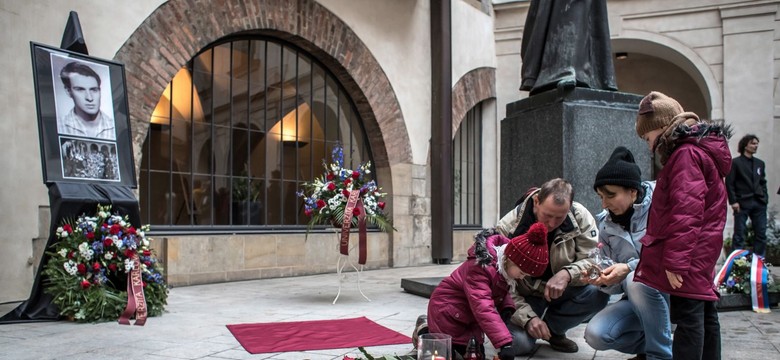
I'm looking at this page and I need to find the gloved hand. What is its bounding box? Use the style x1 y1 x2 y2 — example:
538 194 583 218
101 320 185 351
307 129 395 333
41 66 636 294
497 344 515 360
500 308 514 323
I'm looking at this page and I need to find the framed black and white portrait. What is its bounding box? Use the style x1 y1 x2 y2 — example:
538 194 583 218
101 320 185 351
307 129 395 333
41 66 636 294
31 42 136 187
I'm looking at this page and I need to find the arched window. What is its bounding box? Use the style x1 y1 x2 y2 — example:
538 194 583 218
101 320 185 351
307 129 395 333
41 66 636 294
139 37 373 230
453 103 482 226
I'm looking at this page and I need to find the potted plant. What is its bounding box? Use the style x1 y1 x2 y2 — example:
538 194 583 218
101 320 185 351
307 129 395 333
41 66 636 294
232 165 263 225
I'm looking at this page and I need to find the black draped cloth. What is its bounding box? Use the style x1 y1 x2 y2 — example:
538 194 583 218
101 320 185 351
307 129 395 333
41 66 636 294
520 0 617 94
0 183 140 323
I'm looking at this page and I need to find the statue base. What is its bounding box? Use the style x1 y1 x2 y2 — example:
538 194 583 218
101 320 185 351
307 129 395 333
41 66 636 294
500 87 648 215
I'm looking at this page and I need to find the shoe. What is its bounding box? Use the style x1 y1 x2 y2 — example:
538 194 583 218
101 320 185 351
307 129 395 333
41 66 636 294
411 314 428 349
627 355 646 360
548 334 578 353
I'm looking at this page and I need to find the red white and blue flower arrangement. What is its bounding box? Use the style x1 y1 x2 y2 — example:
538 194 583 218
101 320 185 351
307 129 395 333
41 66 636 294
298 144 394 233
43 205 168 322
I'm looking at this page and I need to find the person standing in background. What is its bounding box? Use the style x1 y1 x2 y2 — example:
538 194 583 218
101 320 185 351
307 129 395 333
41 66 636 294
726 134 768 257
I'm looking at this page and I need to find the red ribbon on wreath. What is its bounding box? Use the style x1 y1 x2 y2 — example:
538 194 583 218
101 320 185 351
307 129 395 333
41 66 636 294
340 189 367 265
118 254 148 325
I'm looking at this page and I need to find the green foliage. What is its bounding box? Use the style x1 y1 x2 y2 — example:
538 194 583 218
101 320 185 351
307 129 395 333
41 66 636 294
232 164 261 202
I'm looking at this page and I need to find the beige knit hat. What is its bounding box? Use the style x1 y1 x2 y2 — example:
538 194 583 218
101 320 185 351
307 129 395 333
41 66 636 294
635 91 684 137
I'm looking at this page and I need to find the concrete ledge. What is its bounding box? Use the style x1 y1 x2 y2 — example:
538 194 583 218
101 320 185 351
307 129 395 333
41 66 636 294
717 292 780 312
401 277 444 298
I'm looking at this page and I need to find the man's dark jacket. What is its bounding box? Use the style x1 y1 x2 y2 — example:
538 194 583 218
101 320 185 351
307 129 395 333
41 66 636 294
726 155 768 205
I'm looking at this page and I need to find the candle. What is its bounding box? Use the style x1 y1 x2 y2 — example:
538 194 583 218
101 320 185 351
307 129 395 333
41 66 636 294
432 349 446 360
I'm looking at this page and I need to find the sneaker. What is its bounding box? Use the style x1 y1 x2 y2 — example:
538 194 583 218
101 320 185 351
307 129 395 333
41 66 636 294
411 314 428 349
548 334 578 353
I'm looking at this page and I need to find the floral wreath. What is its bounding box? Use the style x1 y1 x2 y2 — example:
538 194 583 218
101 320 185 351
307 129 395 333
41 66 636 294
43 205 168 322
298 144 394 233
719 253 779 295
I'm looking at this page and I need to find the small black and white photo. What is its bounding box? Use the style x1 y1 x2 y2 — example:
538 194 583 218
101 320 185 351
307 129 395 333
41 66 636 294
51 54 116 140
60 137 121 182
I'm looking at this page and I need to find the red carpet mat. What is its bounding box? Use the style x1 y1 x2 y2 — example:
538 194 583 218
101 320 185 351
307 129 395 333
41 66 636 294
226 316 411 354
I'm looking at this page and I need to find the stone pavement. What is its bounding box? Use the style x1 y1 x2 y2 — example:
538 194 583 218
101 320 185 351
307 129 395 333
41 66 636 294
1 264 779 360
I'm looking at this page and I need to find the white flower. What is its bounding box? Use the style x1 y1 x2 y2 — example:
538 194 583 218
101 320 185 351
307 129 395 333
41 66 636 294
61 231 69 238
142 239 150 247
64 261 78 276
56 226 63 234
124 258 135 271
78 243 94 260
104 252 113 260
58 249 68 257
112 236 123 248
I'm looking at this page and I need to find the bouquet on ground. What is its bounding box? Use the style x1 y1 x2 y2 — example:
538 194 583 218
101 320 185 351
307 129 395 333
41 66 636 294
43 205 168 322
719 253 779 295
298 144 394 232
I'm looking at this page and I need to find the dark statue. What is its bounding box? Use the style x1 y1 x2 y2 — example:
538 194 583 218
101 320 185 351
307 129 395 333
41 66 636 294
520 0 618 95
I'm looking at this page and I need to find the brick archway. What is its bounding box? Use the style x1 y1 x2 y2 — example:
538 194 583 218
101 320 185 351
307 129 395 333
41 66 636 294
114 0 411 170
451 67 495 135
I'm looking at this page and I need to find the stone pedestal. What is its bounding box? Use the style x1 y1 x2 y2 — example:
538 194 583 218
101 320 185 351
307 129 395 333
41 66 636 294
501 88 648 216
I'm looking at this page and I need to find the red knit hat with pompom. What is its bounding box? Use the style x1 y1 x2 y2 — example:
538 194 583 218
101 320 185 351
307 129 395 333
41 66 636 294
504 222 549 277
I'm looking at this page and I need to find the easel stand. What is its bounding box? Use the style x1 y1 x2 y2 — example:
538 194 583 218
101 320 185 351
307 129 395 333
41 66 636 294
0 183 141 323
332 229 371 304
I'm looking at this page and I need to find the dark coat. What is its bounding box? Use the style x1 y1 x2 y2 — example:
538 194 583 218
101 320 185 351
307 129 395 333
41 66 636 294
726 155 768 205
635 120 732 301
520 0 617 94
427 230 515 348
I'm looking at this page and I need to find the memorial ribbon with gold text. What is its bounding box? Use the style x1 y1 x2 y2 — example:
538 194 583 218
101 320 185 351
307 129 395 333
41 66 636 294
118 254 148 325
340 189 368 265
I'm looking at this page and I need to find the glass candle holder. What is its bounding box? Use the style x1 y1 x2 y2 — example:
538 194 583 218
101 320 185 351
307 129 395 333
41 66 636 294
417 333 451 360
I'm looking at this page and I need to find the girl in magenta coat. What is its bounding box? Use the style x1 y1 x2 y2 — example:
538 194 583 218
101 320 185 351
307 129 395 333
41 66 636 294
634 91 732 360
427 223 548 360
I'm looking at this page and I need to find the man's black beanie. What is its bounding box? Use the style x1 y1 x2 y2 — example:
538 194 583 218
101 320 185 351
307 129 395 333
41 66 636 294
594 146 641 191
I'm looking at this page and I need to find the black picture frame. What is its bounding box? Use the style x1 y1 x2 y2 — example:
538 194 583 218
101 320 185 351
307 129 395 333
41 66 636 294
30 42 136 187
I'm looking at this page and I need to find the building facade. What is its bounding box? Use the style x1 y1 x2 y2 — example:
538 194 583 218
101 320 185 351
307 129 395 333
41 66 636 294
1 0 778 304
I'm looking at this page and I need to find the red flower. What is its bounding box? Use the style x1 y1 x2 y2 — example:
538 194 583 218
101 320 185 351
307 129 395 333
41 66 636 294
327 183 336 191
304 209 313 217
317 199 326 208
353 208 361 216
108 263 118 272
80 280 91 289
92 263 101 272
344 178 352 185
110 224 121 235
143 250 151 257
67 251 75 259
62 224 73 233
86 232 94 240
77 263 87 274
127 226 137 235
143 281 147 288
327 173 335 181
144 261 152 267
124 249 135 258
352 171 360 179
103 238 113 247
378 201 386 210
342 190 351 197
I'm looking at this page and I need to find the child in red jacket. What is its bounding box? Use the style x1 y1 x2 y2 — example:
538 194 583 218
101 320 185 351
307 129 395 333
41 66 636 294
418 223 548 360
